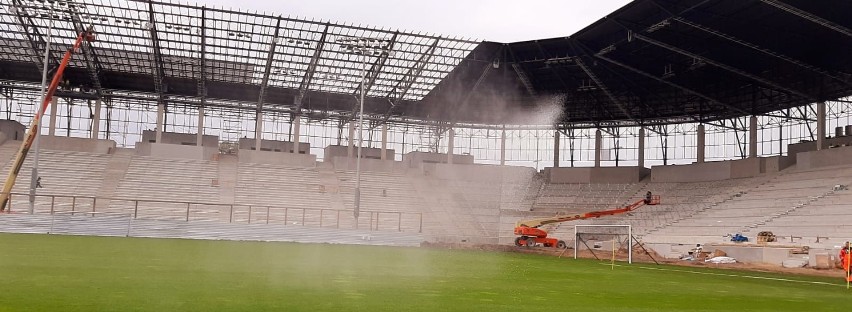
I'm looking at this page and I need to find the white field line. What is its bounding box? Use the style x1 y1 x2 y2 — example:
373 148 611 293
600 263 845 287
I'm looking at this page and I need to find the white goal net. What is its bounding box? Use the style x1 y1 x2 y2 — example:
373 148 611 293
574 224 633 264
49 211 133 237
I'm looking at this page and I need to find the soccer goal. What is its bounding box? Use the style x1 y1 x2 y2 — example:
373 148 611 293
573 224 634 264
49 211 134 237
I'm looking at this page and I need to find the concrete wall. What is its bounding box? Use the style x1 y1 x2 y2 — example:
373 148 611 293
761 155 795 173
650 158 762 182
142 130 219 147
787 136 851 156
0 120 25 141
323 145 394 160
238 138 310 154
796 145 852 170
402 151 474 168
422 163 536 183
547 166 650 184
238 149 316 167
135 142 219 160
40 136 116 154
330 156 405 173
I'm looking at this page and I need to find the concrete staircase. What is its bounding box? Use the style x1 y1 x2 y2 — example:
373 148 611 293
95 148 133 210
217 154 238 204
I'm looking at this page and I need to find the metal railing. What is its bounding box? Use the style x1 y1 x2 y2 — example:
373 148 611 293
1 192 422 233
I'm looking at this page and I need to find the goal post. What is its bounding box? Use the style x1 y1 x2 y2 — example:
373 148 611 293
49 211 134 237
573 224 632 264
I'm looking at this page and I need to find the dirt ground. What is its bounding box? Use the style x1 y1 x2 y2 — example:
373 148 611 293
420 242 848 278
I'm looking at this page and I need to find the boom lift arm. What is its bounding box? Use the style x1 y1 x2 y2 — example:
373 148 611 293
513 195 660 248
0 28 96 212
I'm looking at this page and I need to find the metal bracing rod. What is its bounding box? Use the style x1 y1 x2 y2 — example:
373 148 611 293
295 24 330 112
574 57 635 121
632 33 817 101
671 17 852 88
355 32 399 98
256 17 282 112
11 0 61 71
146 0 167 105
760 113 814 123
446 45 498 127
759 0 852 38
379 39 440 123
593 52 750 116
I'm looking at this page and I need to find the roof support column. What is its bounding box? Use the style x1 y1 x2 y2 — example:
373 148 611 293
254 110 263 151
292 116 301 153
48 97 58 136
749 116 758 158
696 124 706 163
380 123 388 161
594 129 602 168
638 127 645 168
817 102 826 151
91 99 101 140
500 127 507 166
155 101 165 143
348 121 355 158
196 107 204 146
447 128 455 164
553 130 560 168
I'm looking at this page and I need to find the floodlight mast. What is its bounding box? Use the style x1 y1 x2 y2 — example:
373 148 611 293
30 4 57 214
0 28 96 212
342 38 392 222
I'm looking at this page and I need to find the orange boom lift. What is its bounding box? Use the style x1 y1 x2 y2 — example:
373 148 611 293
0 28 96 212
513 195 661 248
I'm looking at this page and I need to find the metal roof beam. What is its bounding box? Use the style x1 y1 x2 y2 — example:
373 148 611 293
198 7 207 105
574 57 635 122
631 34 818 102
506 45 536 97
670 17 852 88
593 51 750 116
257 17 283 112
760 0 852 38
10 0 61 72
147 0 167 104
295 24 330 111
379 39 440 123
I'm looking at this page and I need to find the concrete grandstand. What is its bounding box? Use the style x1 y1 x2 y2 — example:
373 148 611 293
0 0 852 268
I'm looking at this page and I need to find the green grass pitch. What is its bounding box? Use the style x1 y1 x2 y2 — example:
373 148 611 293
0 233 848 311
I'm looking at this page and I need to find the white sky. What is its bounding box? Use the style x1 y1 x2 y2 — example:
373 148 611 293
198 0 632 42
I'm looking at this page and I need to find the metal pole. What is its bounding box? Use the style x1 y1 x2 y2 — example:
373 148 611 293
355 52 365 220
574 225 578 260
30 7 56 214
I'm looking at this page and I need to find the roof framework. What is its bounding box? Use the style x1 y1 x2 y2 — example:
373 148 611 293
0 0 850 128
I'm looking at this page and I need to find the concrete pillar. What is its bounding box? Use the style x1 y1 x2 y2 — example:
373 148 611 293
196 106 204 146
90 99 101 139
348 121 355 158
817 102 826 151
254 110 262 151
594 129 602 167
447 128 455 164
638 127 645 168
749 115 758 158
292 115 301 153
499 128 506 166
380 123 388 160
696 124 706 163
48 97 58 136
155 102 165 143
553 130 560 168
